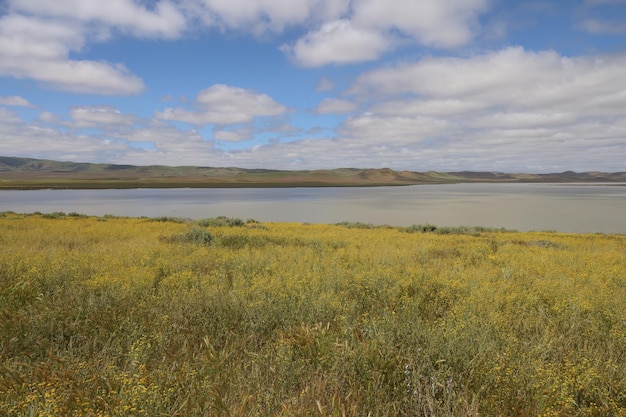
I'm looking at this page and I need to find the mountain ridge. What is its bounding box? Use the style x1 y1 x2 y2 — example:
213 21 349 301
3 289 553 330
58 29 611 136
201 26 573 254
1 156 625 189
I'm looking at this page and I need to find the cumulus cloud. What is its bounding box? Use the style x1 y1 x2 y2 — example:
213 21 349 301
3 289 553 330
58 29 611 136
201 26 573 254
0 14 144 95
188 0 487 52
350 47 626 113
0 109 132 162
182 0 349 34
315 46 626 171
0 107 23 125
370 99 487 117
283 0 489 66
8 0 186 39
282 19 394 66
0 96 36 108
353 0 487 48
214 128 253 142
338 113 452 143
68 106 137 128
38 111 59 123
314 98 358 114
0 106 220 165
156 84 286 126
0 0 187 95
0 0 494 94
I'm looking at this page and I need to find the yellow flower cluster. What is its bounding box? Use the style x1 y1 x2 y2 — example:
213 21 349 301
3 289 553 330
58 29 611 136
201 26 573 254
1 212 625 416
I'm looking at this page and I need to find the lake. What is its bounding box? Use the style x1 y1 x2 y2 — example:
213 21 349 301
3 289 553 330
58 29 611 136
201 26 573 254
1 183 625 233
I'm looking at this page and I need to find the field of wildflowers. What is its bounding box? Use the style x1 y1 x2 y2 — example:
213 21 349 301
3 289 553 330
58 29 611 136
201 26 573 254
1 212 625 416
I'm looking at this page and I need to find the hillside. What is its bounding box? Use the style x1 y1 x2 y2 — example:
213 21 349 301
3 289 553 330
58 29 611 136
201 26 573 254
1 156 625 189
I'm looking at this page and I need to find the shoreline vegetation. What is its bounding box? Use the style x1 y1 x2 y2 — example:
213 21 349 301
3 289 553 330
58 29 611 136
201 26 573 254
2 156 626 189
1 212 625 416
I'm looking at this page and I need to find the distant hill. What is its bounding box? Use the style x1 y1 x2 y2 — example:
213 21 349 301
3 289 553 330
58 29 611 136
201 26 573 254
1 156 625 189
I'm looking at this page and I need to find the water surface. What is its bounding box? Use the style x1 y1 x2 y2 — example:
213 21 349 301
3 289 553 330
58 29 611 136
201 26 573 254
1 183 624 233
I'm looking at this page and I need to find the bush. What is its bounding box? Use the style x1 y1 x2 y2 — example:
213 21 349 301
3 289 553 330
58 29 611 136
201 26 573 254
402 223 438 233
197 216 245 227
151 216 189 223
41 211 66 219
68 212 87 218
335 221 393 229
402 224 515 235
167 227 213 246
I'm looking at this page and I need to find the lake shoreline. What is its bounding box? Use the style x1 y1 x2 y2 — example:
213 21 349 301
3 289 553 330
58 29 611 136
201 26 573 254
2 179 626 190
1 183 625 234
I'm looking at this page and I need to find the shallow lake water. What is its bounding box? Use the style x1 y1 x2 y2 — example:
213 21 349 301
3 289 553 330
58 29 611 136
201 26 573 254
1 183 625 233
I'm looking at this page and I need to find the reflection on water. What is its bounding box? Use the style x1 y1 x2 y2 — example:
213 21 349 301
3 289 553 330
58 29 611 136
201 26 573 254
1 183 625 233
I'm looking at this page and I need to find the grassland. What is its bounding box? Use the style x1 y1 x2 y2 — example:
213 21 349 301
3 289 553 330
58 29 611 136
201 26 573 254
1 212 625 416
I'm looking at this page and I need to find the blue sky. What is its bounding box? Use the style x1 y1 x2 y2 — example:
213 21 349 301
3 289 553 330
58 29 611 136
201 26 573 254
1 0 625 172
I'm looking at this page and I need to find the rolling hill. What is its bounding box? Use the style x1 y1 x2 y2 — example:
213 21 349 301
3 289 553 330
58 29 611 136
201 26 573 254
1 156 625 189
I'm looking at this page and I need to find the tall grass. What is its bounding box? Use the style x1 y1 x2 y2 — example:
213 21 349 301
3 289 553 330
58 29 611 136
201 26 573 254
0 212 625 416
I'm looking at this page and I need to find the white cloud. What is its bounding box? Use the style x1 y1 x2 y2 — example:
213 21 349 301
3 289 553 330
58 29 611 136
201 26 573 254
312 0 352 21
353 0 487 48
0 14 144 95
214 128 253 142
0 96 37 108
370 99 487 117
37 61 144 95
0 107 222 165
350 47 626 113
0 14 85 61
316 47 626 171
314 98 358 114
0 110 132 162
0 107 23 125
0 0 185 95
190 0 311 33
38 111 59 123
156 84 286 126
182 0 349 34
469 112 578 129
2 88 625 172
283 0 489 66
8 0 187 39
283 19 394 66
338 113 452 143
186 0 488 51
68 106 137 128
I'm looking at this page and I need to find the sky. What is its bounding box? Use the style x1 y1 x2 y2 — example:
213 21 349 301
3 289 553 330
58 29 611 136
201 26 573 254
1 0 625 172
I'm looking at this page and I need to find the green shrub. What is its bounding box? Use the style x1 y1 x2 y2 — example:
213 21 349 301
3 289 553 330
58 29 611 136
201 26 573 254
151 216 189 223
41 211 66 219
402 224 514 235
335 221 375 229
167 227 214 246
67 212 87 218
402 223 438 233
197 216 246 227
